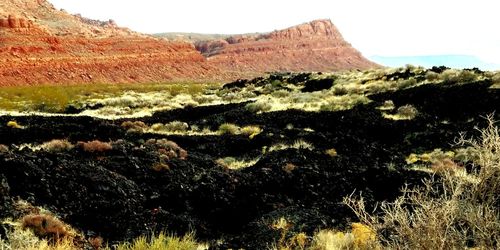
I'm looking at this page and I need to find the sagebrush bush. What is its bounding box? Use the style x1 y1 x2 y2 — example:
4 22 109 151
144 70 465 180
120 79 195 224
344 115 500 249
246 100 272 113
121 121 148 133
77 140 113 153
163 121 189 132
41 139 74 152
146 139 188 160
21 214 73 242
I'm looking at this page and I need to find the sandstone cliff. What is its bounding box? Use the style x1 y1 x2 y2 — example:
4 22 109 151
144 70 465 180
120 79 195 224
0 0 377 85
195 19 379 75
0 0 221 85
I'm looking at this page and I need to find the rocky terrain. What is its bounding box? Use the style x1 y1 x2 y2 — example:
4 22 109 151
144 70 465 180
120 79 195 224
0 0 222 85
194 19 379 75
0 67 498 248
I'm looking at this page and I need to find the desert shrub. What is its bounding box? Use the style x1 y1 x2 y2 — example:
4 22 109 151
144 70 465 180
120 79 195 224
425 71 440 82
146 139 187 160
163 121 189 132
332 85 349 95
0 223 78 250
218 123 240 135
246 100 272 113
121 121 148 133
240 125 262 139
344 116 500 249
439 69 460 83
40 139 74 152
439 69 478 84
77 140 113 153
111 232 200 250
7 120 22 129
21 214 73 242
308 223 378 250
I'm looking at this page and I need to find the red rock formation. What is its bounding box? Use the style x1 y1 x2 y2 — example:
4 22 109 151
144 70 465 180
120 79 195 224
196 19 379 75
0 0 222 85
0 0 377 85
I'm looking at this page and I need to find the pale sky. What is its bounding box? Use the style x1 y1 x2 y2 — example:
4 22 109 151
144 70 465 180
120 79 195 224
49 0 500 66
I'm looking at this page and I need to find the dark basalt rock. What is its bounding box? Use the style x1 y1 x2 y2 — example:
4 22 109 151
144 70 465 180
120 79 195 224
301 78 335 92
0 80 498 247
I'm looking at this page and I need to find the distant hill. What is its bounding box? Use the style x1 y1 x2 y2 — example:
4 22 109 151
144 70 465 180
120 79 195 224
191 19 379 74
370 55 500 70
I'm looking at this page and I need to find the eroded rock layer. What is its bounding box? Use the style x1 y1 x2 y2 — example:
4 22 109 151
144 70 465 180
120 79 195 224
195 19 379 75
0 0 221 85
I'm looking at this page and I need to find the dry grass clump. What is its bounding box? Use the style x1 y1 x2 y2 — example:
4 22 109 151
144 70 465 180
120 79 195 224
40 139 74 152
109 232 201 250
218 123 240 135
309 223 378 250
77 140 113 153
121 121 148 133
215 157 259 170
150 121 189 133
21 214 73 242
344 115 500 249
246 100 273 113
240 125 262 139
163 121 189 132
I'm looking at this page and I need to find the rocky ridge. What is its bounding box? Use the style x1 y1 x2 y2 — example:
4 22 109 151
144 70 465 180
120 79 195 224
195 19 379 74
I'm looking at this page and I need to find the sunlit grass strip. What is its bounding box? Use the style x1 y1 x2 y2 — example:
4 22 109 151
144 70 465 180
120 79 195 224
267 140 315 153
0 81 220 113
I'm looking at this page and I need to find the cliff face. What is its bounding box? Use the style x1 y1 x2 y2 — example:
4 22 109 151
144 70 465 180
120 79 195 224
0 0 221 85
0 0 377 85
195 19 379 75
